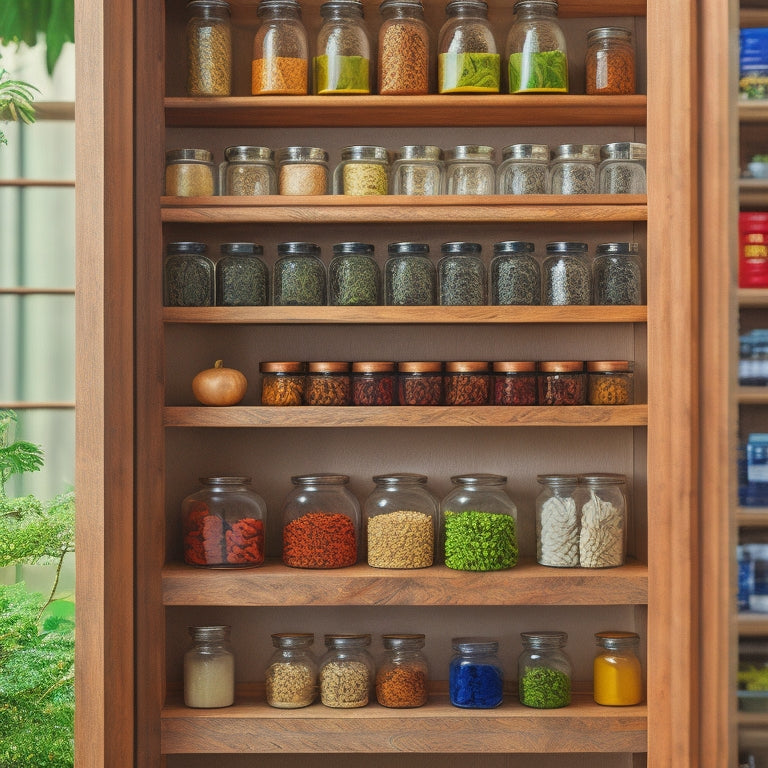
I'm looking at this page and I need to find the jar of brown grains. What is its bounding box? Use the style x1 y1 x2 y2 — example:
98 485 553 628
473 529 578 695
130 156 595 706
585 26 636 96
397 361 443 405
165 149 217 196
319 634 375 707
352 362 396 406
492 361 537 405
304 361 352 405
220 146 277 196
252 0 309 95
265 633 318 708
276 146 329 195
376 634 429 707
587 361 634 405
538 360 587 405
260 361 305 406
378 0 431 95
186 0 232 96
444 361 491 405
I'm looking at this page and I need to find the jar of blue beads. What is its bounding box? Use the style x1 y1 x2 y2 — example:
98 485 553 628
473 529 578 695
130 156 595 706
448 637 504 708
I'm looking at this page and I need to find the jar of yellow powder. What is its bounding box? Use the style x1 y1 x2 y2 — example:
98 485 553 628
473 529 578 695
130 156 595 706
593 630 643 706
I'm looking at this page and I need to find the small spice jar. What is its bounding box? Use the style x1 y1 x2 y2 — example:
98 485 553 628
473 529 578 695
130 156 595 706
186 0 232 96
281 473 360 568
397 361 443 405
352 362 396 406
364 473 439 568
378 0 430 95
276 147 329 195
329 242 380 305
492 361 537 405
491 241 541 305
505 0 568 94
538 361 586 405
449 637 504 708
574 473 627 568
314 0 371 94
164 241 216 307
184 625 235 708
165 149 217 196
438 0 500 93
598 142 647 195
518 630 572 709
272 242 326 305
182 476 267 567
252 0 309 95
548 144 599 195
438 242 487 305
535 473 580 567
587 361 634 405
265 632 318 709
384 242 436 305
440 474 518 570
592 241 642 305
304 361 351 405
585 27 636 95
445 145 496 195
542 241 591 305
334 146 390 196
376 634 429 707
444 361 490 405
391 145 444 195
216 242 269 306
220 146 277 196
260 361 305 405
593 631 643 706
497 143 549 195
319 634 375 707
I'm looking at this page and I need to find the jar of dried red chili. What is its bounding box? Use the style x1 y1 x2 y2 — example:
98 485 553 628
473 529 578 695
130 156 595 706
397 361 443 405
444 361 490 405
351 361 396 405
538 361 587 405
492 361 537 405
304 361 351 405
281 474 361 568
182 476 267 567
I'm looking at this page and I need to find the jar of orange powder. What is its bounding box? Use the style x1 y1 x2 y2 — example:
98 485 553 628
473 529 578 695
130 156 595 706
593 630 644 706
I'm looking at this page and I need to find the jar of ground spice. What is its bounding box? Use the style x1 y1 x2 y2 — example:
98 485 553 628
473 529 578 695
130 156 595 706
449 637 504 708
391 145 444 195
220 146 277 196
497 143 549 195
334 146 390 196
260 361 305 406
352 362 396 406
574 474 627 568
438 242 487 306
491 240 541 305
378 0 430 95
182 476 267 567
186 0 232 97
492 361 537 405
536 473 580 567
276 147 329 195
593 631 643 706
272 241 326 305
364 474 439 568
376 634 429 707
444 361 491 405
538 361 586 405
385 242 436 305
548 144 599 195
518 630 572 708
314 0 371 94
304 361 351 405
585 27 636 96
445 145 496 195
319 634 375 707
397 361 443 405
164 241 216 307
598 142 647 195
165 149 217 196
281 474 360 568
587 361 634 405
252 0 309 94
592 241 642 305
216 242 269 306
265 633 318 708
329 242 380 305
542 241 591 305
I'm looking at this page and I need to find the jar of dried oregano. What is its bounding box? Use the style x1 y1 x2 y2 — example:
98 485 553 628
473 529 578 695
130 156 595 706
186 0 232 96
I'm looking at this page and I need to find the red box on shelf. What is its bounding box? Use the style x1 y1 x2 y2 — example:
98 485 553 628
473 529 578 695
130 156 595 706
740 211 768 288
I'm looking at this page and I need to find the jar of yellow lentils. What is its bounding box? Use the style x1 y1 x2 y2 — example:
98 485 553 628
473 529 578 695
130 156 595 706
587 361 634 405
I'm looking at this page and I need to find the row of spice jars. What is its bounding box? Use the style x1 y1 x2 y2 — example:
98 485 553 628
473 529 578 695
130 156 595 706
166 142 647 197
260 360 635 406
187 0 637 97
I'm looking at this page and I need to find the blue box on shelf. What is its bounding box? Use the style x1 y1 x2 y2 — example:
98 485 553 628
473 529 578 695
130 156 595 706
740 27 768 99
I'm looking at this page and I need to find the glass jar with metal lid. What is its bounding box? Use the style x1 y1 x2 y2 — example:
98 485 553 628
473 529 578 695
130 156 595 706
445 145 496 195
165 149 217 196
491 240 541 305
538 360 586 404
272 242 326 305
542 241 591 305
587 360 634 405
314 0 371 94
438 0 500 93
376 634 429 707
220 146 277 196
260 361 305 405
184 625 235 708
593 631 643 705
444 361 490 405
378 0 430 95
518 630 572 708
574 473 627 568
438 242 487 305
186 0 232 96
592 241 642 305
497 143 549 195
319 634 375 707
351 362 396 405
252 0 308 94
598 142 647 194
277 146 329 195
265 632 318 708
548 144 599 195
334 146 390 195
391 145 444 195
385 242 436 305
216 242 269 306
304 361 351 405
536 473 580 567
329 242 380 305
585 27 636 95
493 361 537 405
397 361 443 405
164 241 215 307
449 637 504 708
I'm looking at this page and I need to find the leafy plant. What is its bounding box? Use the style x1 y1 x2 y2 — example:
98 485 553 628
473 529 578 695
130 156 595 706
0 67 38 147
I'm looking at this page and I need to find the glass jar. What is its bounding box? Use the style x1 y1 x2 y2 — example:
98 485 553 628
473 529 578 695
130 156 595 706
216 242 269 306
497 143 549 195
182 476 267 567
492 361 537 405
548 144 599 195
587 361 634 405
438 0 499 93
334 146 390 195
593 631 643 706
378 0 430 95
384 242 436 305
444 361 490 405
438 242 487 305
319 634 375 707
252 0 309 94
314 0 371 94
364 473 439 568
329 242 380 305
586 27 636 95
272 242 326 305
440 474 518 570
449 637 504 708
397 361 443 405
265 632 318 708
491 241 541 305
391 145 444 195
592 241 642 305
352 362 396 406
445 145 496 195
277 146 329 195
535 473 580 567
282 474 360 568
304 361 351 405
165 149 217 196
220 146 277 196
575 473 627 568
186 0 232 96
260 361 305 405
505 0 567 93
184 625 235 708
376 634 429 707
164 241 215 307
542 241 591 305
599 142 647 194
518 630 572 708
538 361 587 405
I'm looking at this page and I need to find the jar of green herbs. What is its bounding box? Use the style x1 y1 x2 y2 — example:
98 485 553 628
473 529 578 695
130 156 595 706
329 242 380 306
518 630 572 708
216 242 269 306
438 242 487 305
491 240 541 305
385 242 436 305
314 0 371 94
164 241 215 307
272 242 327 305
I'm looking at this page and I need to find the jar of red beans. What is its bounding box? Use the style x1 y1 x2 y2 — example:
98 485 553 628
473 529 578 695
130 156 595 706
352 361 396 405
376 633 429 708
260 361 305 405
538 361 587 405
492 361 537 405
397 361 443 405
444 361 490 405
304 361 351 405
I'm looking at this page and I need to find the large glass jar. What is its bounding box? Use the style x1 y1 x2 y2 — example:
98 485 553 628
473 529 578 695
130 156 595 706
329 242 380 305
491 240 541 305
314 0 371 94
252 0 309 94
164 241 215 307
538 360 587 405
391 145 444 195
598 142 647 194
592 241 642 305
438 242 487 305
376 634 429 707
319 634 375 707
542 241 591 305
397 361 444 405
505 0 567 94
585 26 636 95
593 631 643 706
276 146 329 195
165 148 217 196
186 0 232 96
220 145 277 196
184 625 235 708
363 473 439 568
575 473 627 568
536 473 580 567
259 361 305 405
518 630 572 708
281 474 360 568
182 476 266 567
272 242 326 305
449 637 504 708
378 0 430 95
216 242 269 306
384 242 436 305
351 361 396 406
445 145 496 195
438 0 500 93
304 361 351 405
440 474 518 570
492 361 537 405
497 143 549 195
334 146 390 195
443 361 491 405
265 632 318 708
548 144 599 195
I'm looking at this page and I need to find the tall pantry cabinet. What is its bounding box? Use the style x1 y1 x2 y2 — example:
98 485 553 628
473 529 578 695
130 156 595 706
74 0 722 766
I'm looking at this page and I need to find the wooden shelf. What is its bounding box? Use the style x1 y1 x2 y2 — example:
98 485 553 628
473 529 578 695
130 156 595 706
740 101 768 123
738 288 768 307
737 507 768 526
739 178 768 207
738 387 768 404
738 613 768 636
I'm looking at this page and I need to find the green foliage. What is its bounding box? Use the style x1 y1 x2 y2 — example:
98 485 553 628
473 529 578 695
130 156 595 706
0 67 38 146
0 410 44 489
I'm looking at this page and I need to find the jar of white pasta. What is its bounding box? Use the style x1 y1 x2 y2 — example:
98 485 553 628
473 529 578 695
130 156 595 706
535 474 580 567
574 473 627 568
